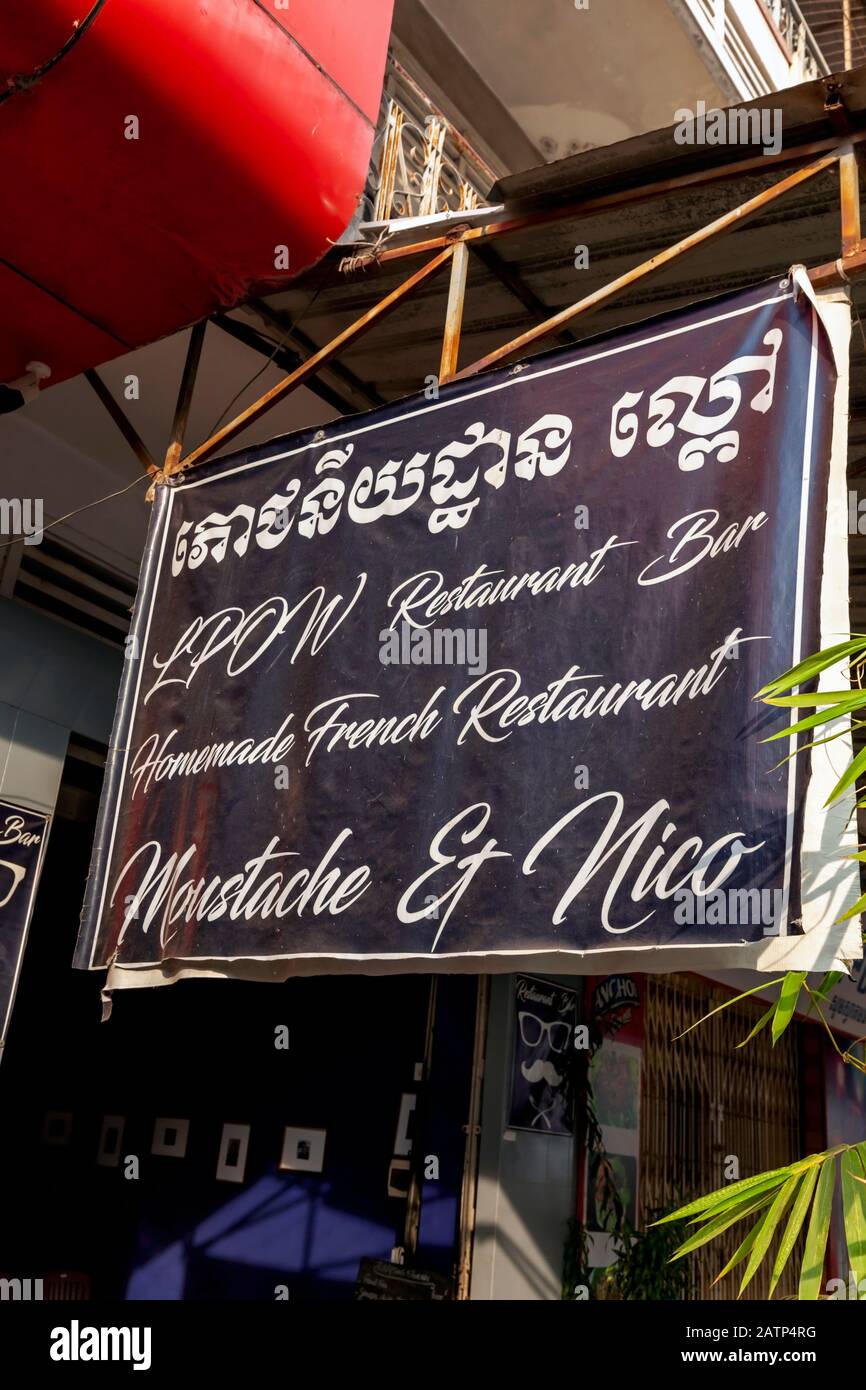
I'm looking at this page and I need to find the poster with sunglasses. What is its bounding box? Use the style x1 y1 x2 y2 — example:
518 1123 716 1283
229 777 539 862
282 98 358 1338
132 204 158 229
0 798 50 1063
508 974 578 1135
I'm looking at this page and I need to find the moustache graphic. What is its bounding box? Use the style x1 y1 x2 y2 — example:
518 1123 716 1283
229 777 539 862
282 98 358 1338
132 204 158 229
521 1058 563 1087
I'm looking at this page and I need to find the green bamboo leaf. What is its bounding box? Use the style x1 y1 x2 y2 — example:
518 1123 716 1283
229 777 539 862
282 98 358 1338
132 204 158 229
837 887 866 923
684 1181 778 1224
772 973 808 1044
656 1166 792 1224
739 1173 800 1295
762 700 863 743
684 1175 798 1229
790 1145 852 1171
764 691 865 707
671 978 785 1041
825 742 866 807
769 723 857 770
799 1158 836 1300
659 1148 848 1228
768 1164 821 1298
736 1003 775 1049
672 1192 776 1262
756 639 866 698
711 1224 760 1286
841 1145 866 1287
811 971 845 1003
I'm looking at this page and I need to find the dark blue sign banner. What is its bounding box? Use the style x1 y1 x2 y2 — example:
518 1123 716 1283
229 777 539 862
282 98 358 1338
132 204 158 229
75 280 842 987
0 798 50 1056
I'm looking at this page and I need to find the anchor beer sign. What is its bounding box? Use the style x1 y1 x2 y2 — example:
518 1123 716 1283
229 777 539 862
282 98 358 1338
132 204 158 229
75 279 862 988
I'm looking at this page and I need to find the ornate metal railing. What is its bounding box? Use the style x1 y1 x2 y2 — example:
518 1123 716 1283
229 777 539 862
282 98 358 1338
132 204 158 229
761 0 829 79
690 0 829 90
364 57 495 224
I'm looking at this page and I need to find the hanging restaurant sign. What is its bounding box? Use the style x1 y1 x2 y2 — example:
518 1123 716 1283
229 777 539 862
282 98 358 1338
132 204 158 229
75 278 862 988
1 798 50 1058
508 974 578 1135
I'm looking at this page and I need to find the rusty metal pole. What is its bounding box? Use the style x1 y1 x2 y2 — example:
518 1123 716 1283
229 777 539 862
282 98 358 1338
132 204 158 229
810 245 866 287
452 149 841 381
165 146 866 481
438 239 469 383
371 133 866 269
844 0 853 69
839 145 862 257
163 321 206 478
178 247 455 473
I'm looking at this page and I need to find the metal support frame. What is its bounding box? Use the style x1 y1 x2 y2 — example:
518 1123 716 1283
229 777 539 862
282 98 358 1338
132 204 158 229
812 244 866 286
839 143 862 256
212 314 360 416
439 239 469 382
452 151 839 380
246 298 384 410
174 246 455 474
151 137 862 488
471 240 581 352
163 321 206 476
366 129 866 268
84 369 158 476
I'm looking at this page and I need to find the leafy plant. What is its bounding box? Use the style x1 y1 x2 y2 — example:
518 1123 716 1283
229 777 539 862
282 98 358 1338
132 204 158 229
563 1201 692 1300
562 1016 615 1299
658 1143 866 1298
606 1211 692 1301
562 1215 594 1300
563 1017 690 1299
658 638 866 1296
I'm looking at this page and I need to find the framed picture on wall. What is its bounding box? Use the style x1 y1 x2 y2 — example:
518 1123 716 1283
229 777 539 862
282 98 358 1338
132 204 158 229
216 1122 250 1183
278 1126 326 1173
151 1117 189 1158
96 1115 125 1168
508 975 578 1136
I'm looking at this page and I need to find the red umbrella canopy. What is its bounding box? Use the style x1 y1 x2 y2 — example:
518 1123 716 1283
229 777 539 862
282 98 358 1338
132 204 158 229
0 0 393 387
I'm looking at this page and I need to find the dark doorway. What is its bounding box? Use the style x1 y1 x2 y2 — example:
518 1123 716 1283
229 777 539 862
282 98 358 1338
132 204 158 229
0 741 478 1299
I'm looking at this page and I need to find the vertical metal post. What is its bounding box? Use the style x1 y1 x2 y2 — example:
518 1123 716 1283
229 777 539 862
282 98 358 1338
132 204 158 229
373 101 404 222
163 321 207 477
844 0 853 70
420 119 447 218
839 145 861 257
456 974 490 1299
402 975 439 1261
439 240 469 384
